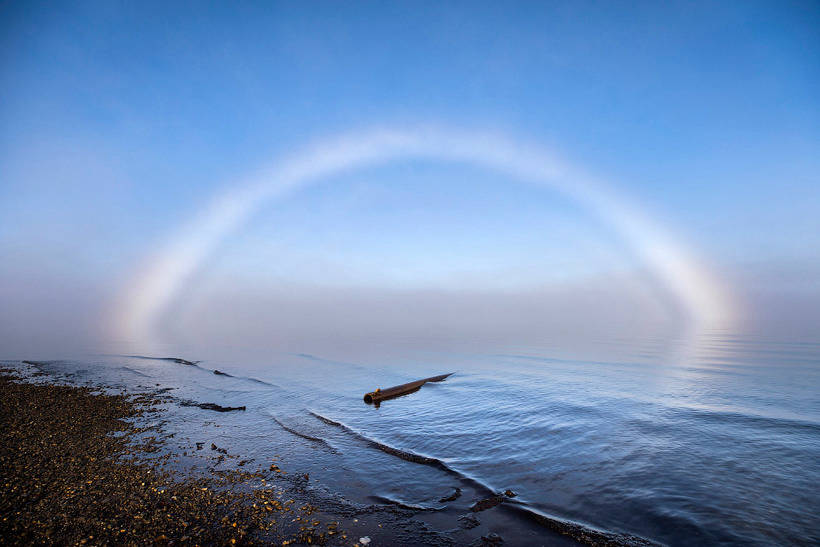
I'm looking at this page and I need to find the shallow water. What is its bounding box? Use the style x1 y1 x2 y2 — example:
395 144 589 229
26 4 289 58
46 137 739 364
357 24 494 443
11 331 820 545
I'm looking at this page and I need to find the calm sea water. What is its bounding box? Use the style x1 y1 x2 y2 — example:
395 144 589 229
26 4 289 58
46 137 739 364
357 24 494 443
10 331 820 545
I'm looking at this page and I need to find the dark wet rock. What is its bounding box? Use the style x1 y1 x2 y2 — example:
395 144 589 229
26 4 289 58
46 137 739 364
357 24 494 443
469 495 505 512
196 442 204 450
471 532 503 546
521 507 659 546
439 487 462 502
167 357 198 365
213 370 232 376
503 489 517 498
200 403 245 412
458 513 480 529
181 401 246 412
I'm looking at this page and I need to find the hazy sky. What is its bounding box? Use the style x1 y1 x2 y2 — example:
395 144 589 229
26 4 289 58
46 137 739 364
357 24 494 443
1 1 818 356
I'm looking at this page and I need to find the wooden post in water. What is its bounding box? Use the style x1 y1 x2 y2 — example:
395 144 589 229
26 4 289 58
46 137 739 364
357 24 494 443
363 373 453 405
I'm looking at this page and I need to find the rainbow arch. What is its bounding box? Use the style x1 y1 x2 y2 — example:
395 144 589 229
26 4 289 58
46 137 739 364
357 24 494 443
115 127 733 346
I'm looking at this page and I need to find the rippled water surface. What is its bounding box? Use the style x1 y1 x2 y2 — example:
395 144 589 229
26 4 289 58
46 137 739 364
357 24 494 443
12 332 820 545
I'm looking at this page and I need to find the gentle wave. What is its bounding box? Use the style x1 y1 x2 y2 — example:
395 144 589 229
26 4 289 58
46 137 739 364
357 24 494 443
503 502 659 547
666 406 820 435
370 495 444 511
240 376 281 388
307 410 508 507
118 366 151 378
308 410 660 546
308 410 472 476
270 415 338 453
120 355 200 366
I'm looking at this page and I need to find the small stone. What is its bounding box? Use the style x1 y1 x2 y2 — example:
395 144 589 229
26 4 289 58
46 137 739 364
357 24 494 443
476 532 503 546
458 513 480 529
439 487 462 502
469 495 505 512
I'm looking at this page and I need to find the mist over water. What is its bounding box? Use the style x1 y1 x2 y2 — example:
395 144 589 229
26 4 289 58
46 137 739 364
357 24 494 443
15 326 820 546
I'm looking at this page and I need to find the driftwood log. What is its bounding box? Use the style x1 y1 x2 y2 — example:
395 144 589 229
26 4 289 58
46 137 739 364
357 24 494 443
363 373 453 405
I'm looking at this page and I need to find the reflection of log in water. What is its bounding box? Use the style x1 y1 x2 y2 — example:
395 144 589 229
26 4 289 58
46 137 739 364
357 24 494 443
363 373 453 405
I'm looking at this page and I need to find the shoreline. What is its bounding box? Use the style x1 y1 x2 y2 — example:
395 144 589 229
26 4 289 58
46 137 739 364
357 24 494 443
0 363 657 546
0 365 548 546
0 367 352 545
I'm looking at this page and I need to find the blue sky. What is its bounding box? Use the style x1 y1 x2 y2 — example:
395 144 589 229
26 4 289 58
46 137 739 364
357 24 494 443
1 1 818 354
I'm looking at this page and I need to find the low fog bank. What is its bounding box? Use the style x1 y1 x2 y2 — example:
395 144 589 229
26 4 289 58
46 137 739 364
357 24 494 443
1 264 819 359
161 277 677 356
0 274 110 359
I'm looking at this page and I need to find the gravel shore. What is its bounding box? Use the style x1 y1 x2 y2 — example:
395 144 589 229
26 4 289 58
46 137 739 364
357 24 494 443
0 369 346 545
